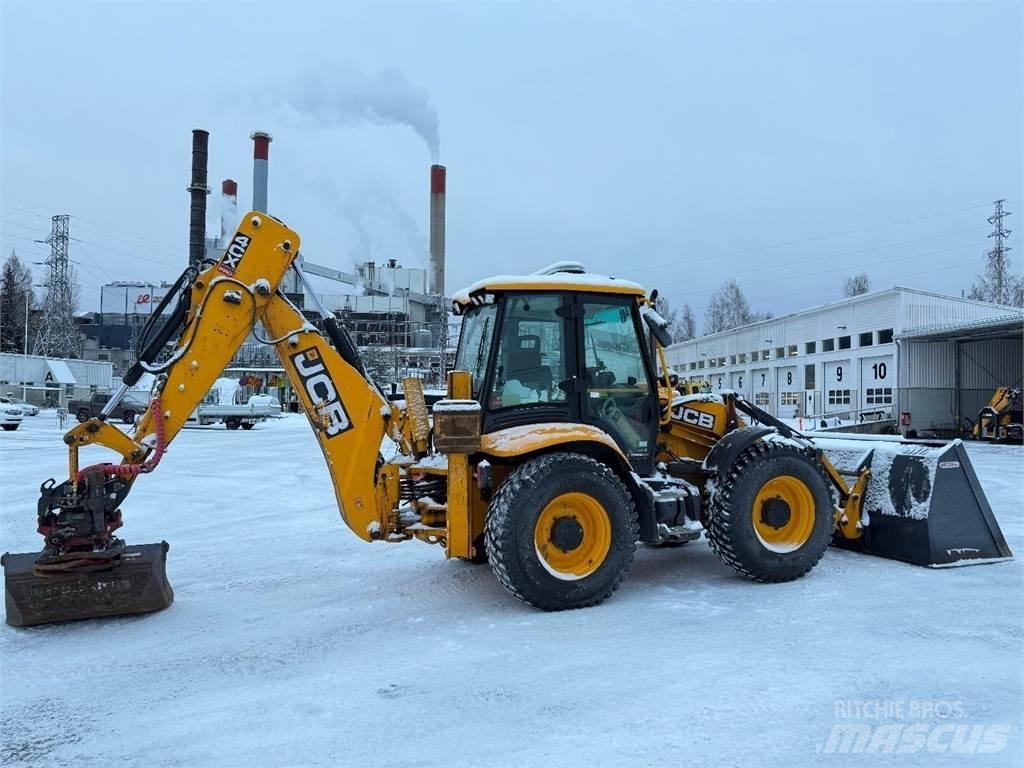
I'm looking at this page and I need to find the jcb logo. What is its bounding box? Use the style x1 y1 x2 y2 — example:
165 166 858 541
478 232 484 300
291 348 352 438
679 406 715 431
217 234 251 276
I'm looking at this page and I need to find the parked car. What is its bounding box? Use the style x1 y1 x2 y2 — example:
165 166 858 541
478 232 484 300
68 392 148 424
2 395 39 416
1 402 23 431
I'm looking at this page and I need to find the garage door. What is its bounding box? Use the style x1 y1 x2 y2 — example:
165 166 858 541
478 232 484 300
730 370 748 397
711 372 727 392
776 365 800 418
860 355 893 417
824 358 852 415
751 368 770 411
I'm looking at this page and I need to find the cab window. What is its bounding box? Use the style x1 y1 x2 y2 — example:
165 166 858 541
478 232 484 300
582 301 652 457
453 303 498 399
489 294 566 409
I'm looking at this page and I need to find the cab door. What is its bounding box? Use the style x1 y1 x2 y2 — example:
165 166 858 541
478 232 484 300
577 296 659 474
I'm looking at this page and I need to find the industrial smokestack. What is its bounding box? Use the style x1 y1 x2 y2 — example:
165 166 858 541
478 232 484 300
429 164 446 296
187 129 210 265
220 179 238 243
250 131 272 213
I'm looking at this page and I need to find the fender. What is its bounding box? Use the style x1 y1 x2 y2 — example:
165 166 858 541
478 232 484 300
479 423 659 543
702 425 775 477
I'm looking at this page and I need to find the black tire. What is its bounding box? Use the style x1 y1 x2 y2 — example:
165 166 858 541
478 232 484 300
241 422 254 430
225 417 241 430
485 452 638 611
1 424 18 431
122 410 136 425
706 441 833 583
76 409 90 423
466 533 488 565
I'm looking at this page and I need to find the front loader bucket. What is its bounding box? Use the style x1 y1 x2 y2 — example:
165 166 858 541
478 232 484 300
2 542 173 627
820 440 1012 567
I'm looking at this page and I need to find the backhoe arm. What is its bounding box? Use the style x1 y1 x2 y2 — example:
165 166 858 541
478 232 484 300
43 212 395 555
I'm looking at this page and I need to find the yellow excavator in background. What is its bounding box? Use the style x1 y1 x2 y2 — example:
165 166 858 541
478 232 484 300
2 212 1012 626
971 386 1022 443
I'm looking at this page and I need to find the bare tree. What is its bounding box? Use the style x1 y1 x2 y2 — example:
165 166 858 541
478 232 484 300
968 256 1023 307
842 273 871 297
704 279 758 334
679 303 696 341
0 250 35 353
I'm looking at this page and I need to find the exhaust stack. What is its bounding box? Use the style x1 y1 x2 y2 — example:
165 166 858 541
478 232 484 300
250 131 272 213
429 164 446 296
220 179 238 243
187 129 210 265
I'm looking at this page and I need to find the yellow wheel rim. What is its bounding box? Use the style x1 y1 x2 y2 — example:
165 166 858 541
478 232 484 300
534 492 612 580
751 475 816 553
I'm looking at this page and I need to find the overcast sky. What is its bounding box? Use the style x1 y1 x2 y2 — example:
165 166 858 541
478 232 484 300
1 1 1021 323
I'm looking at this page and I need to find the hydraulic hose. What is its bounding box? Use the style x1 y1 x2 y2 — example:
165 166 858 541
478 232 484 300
75 393 167 482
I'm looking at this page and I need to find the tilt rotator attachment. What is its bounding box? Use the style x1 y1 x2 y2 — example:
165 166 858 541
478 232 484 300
3 393 176 627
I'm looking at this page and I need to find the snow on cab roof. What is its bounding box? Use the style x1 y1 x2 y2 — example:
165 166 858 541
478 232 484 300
452 263 646 306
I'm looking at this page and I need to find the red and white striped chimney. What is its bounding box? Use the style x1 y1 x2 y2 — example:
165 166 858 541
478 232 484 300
220 179 238 243
429 164 446 296
250 131 272 213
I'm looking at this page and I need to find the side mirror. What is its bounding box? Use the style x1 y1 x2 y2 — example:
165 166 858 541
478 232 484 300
642 307 673 348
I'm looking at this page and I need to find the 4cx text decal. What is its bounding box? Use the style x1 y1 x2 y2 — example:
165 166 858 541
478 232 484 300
217 233 252 276
291 348 352 438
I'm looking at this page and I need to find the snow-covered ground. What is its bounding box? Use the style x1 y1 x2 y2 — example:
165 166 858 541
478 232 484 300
2 414 1021 767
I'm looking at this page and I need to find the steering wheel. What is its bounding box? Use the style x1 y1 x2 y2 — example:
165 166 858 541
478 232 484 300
599 396 622 420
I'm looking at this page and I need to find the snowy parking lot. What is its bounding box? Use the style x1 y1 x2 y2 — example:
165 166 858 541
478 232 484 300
2 413 1021 767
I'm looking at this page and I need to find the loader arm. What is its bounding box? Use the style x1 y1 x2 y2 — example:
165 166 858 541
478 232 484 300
45 212 397 556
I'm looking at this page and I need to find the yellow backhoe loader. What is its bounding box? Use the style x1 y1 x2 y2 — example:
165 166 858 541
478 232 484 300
2 212 1012 625
971 386 1022 443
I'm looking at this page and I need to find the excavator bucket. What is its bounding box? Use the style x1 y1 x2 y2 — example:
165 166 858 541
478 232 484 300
820 439 1012 567
2 542 173 627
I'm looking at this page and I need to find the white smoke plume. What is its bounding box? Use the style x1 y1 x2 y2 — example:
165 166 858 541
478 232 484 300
279 61 441 162
307 174 428 272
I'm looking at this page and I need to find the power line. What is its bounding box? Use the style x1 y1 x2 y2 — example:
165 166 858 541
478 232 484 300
650 231 990 297
670 255 993 315
0 195 188 258
619 202 997 277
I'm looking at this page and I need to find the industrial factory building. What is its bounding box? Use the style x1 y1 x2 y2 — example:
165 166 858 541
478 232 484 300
79 130 454 404
666 287 1023 435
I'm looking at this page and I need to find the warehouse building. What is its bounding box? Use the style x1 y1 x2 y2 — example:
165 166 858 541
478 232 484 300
0 353 114 407
666 288 1022 433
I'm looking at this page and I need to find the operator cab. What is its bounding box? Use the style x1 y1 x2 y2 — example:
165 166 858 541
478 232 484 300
452 266 661 473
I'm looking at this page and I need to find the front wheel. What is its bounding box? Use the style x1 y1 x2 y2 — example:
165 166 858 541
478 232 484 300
706 441 833 582
1 424 18 431
485 452 638 611
76 409 90 423
122 410 136 425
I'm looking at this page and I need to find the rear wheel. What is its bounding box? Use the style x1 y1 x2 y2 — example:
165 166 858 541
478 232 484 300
76 409 90 423
2 424 17 431
241 421 254 430
706 441 833 582
485 452 638 611
122 410 136 425
225 417 241 430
